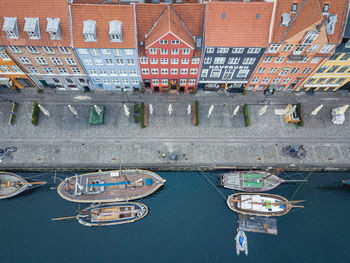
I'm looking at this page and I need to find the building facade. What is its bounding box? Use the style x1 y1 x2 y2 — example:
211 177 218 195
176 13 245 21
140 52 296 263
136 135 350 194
70 3 141 91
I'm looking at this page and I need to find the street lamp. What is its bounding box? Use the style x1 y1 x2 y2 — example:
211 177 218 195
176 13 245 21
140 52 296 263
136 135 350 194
260 88 275 104
121 87 130 103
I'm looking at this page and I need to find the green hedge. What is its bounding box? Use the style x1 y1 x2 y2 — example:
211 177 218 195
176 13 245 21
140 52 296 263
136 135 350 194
12 102 17 113
134 104 140 113
296 103 304 127
9 113 15 125
140 102 145 128
133 114 139 123
243 90 247 95
195 100 199 126
243 104 250 127
31 101 39 126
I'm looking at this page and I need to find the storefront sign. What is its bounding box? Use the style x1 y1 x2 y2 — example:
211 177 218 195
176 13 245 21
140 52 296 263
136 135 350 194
209 65 249 70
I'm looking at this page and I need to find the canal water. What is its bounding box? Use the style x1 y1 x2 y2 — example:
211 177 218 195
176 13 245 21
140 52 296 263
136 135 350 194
0 171 349 263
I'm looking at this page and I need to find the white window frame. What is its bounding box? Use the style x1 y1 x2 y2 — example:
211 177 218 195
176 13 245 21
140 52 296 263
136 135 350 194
282 44 294 52
150 59 158 64
261 77 270 84
242 57 256 65
171 49 179 55
228 57 240 64
160 49 168 55
319 44 335 53
151 68 159 74
8 46 21 53
275 57 285 63
268 44 281 53
247 48 261 54
214 57 225 64
308 45 320 52
58 47 70 54
140 58 148 64
160 59 168 64
26 46 39 54
192 58 200 64
237 69 249 78
65 58 76 65
170 68 178 75
161 68 168 74
217 48 229 53
171 59 178 64
35 57 47 65
206 47 215 53
149 49 157 55
204 57 212 64
251 77 260 84
142 68 149 74
182 49 190 55
190 68 198 75
263 57 273 63
232 48 244 54
201 69 209 78
180 68 188 75
182 58 189 64
210 69 221 78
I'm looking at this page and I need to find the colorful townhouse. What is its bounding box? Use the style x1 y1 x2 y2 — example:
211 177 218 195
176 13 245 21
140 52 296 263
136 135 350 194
246 0 348 92
70 2 141 91
0 47 33 90
0 0 90 91
298 10 350 92
199 2 273 92
135 4 204 93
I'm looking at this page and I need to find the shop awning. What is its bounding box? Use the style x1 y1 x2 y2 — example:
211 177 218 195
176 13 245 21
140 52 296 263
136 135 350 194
0 78 10 86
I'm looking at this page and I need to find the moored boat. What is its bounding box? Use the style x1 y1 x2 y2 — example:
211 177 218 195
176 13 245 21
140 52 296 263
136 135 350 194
342 179 350 189
0 171 47 199
227 193 304 217
235 230 248 256
221 171 282 192
57 169 166 203
77 202 148 227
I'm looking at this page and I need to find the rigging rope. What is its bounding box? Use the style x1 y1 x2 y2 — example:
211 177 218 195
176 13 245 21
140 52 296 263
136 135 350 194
290 171 313 201
200 171 227 200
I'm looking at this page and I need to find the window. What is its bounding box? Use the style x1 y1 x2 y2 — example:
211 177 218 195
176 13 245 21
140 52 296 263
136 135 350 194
232 48 244 54
51 58 62 65
88 69 97 75
308 45 320 52
204 57 212 64
8 46 21 53
192 58 200 64
161 79 168 85
35 57 47 65
291 3 298 12
316 66 328 73
290 68 300 74
214 57 225 64
131 79 139 85
272 78 281 84
171 59 178 64
9 65 21 72
282 45 294 52
222 68 234 80
103 79 111 85
159 40 168 44
315 78 326 84
206 47 215 53
125 49 134 56
335 78 346 85
261 77 270 84
122 79 129 85
237 69 249 78
94 59 103 66
3 17 19 39
248 48 261 54
301 68 311 74
311 57 321 63
27 67 38 74
43 67 54 74
305 78 316 85
201 69 209 78
18 57 31 64
142 68 149 74
327 65 340 73
257 68 266 73
72 68 82 74
105 59 113 65
217 48 229 53
189 79 196 85
263 57 273 63
113 49 122 57
337 66 350 73
257 85 265 91
150 59 157 64
190 68 198 75
119 69 127 75
24 18 40 39
293 44 307 55
160 49 168 55
298 57 309 63
171 40 180 45
243 57 256 65
140 58 148 64
110 69 117 75
0 53 10 60
181 68 188 74
78 49 88 55
58 47 70 54
251 77 260 84
152 79 159 85
339 54 350 61
171 68 178 74
101 49 111 55
161 68 168 74
151 68 159 74
160 59 168 64
90 49 99 57
268 44 281 53
323 4 329 13
282 78 292 84
247 85 255 91
113 79 120 85
66 58 76 65
275 57 285 63
279 68 290 76
302 31 319 44
100 69 107 75
320 44 335 53
109 20 122 42
149 49 157 55
268 68 277 73
0 65 10 72
183 49 190 55
182 59 189 64
41 47 54 54
127 59 135 65
180 79 187 85
116 59 124 65
171 49 179 55
325 78 336 84
83 20 96 41
210 69 221 78
226 57 239 65
346 40 350 48
83 59 93 66
27 46 39 54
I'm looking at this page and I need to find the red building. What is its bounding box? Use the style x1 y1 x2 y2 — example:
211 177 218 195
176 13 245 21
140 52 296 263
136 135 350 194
136 4 204 93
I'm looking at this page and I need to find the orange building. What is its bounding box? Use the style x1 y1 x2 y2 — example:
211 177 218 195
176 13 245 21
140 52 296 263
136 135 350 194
0 47 33 90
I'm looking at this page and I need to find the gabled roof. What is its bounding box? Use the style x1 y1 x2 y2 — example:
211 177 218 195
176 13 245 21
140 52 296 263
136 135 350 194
343 11 350 38
70 3 135 49
0 0 70 46
205 2 274 47
144 6 195 48
172 4 205 38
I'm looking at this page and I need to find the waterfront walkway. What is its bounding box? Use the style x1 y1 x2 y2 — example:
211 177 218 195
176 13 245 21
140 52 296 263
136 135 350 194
0 88 350 171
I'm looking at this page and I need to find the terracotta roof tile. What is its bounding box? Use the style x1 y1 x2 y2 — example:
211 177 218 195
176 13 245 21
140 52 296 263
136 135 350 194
70 4 135 49
0 0 71 46
205 2 274 47
172 4 205 38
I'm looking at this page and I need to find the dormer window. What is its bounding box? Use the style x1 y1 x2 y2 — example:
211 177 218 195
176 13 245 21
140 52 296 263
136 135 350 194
24 18 40 39
2 17 19 39
302 31 319 44
109 20 122 42
83 20 96 42
323 4 329 13
46 18 61 40
281 13 291 26
291 3 298 12
325 14 337 35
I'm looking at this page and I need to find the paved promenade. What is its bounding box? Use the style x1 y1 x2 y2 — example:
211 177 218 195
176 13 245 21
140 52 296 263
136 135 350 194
0 88 349 171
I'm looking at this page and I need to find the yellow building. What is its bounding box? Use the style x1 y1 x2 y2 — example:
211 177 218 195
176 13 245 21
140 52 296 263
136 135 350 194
0 47 34 90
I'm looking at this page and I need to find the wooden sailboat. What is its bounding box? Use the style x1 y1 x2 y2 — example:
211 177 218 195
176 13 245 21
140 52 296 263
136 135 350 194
0 171 46 199
227 193 304 217
52 202 148 227
221 170 306 192
57 169 166 203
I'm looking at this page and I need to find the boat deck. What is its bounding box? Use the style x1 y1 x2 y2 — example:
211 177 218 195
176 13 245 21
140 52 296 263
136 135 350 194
0 172 28 199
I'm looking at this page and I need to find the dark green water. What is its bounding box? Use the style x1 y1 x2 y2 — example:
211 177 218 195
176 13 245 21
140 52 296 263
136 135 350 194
0 171 349 263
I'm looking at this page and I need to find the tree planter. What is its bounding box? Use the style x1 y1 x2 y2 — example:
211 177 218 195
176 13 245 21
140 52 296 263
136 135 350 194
192 100 199 126
141 102 147 128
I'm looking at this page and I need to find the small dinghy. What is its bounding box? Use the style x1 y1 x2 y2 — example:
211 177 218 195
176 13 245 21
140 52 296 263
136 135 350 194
342 179 350 189
0 171 46 199
235 230 248 256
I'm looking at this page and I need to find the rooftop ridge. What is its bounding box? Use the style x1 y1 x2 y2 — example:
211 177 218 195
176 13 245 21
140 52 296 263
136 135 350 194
170 6 194 39
145 5 169 39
